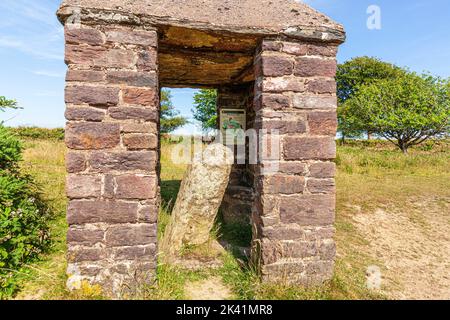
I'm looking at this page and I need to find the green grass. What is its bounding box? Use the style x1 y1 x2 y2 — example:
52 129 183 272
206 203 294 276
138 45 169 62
139 264 210 300
12 139 69 299
10 138 450 300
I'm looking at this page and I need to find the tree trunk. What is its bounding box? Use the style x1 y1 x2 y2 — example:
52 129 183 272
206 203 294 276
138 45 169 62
341 132 346 144
398 141 409 154
160 143 233 263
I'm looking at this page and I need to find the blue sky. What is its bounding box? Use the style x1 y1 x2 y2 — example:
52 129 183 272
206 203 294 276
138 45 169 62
1 0 449 133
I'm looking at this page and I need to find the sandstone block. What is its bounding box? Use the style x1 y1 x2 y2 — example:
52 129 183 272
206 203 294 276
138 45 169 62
94 49 136 68
67 200 138 224
68 248 105 263
67 227 104 246
123 133 158 150
262 261 305 277
115 175 157 200
66 174 102 198
89 151 157 173
112 245 156 261
294 57 336 77
307 44 338 57
122 88 157 106
281 42 308 56
309 162 336 178
308 111 337 135
261 94 290 110
65 107 105 122
280 194 335 226
105 29 157 46
292 95 337 109
264 175 305 194
66 70 104 82
138 204 158 223
65 122 120 150
107 71 157 87
278 162 307 175
65 45 106 65
65 27 104 46
307 79 336 94
66 152 86 173
137 50 158 71
260 119 306 134
121 123 158 134
283 137 336 160
307 178 336 194
262 55 293 76
261 40 282 52
319 239 336 260
65 86 119 106
109 107 158 121
263 77 305 93
106 224 157 247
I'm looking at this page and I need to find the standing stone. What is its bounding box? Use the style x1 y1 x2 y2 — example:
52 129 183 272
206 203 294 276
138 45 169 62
161 144 233 263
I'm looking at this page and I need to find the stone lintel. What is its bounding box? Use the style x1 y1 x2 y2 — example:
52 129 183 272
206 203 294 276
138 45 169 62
56 5 345 44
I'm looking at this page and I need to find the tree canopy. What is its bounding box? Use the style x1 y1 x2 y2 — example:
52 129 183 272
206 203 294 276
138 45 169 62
192 89 218 133
160 89 188 134
337 56 405 104
0 96 19 112
345 72 450 153
336 57 406 140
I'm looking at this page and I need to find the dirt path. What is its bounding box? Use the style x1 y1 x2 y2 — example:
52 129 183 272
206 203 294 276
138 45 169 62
353 197 450 300
184 277 233 300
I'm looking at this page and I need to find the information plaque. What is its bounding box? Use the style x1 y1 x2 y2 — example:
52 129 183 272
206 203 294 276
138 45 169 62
220 109 246 145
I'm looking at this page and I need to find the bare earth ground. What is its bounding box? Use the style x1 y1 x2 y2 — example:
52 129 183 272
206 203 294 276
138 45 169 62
185 277 233 300
353 197 450 299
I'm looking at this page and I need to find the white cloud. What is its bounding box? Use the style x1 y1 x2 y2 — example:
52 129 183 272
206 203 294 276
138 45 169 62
31 70 65 78
34 90 61 97
0 0 64 61
0 37 63 60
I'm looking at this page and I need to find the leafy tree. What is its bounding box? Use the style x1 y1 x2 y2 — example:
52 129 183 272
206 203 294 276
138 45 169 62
0 97 20 124
336 103 364 143
336 57 406 141
192 89 218 133
345 73 450 153
160 89 188 134
0 97 18 112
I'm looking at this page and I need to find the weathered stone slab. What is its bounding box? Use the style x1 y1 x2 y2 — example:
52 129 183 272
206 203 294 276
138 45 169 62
161 144 233 263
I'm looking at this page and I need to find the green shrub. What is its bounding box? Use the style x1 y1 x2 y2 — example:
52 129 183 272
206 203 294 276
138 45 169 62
0 126 22 171
0 126 50 298
8 126 65 141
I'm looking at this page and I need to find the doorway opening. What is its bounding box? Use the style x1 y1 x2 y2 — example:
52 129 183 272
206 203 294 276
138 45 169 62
158 85 255 264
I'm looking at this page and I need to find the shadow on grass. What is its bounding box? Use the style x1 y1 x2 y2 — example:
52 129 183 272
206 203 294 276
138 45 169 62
160 179 181 213
216 214 253 263
160 178 252 261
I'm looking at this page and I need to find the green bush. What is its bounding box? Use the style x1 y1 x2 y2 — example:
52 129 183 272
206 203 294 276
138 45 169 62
0 126 22 171
0 125 50 298
8 126 65 141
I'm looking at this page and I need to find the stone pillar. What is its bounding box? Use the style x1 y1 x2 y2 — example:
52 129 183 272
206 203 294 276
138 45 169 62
217 86 254 226
63 23 160 296
252 39 338 285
